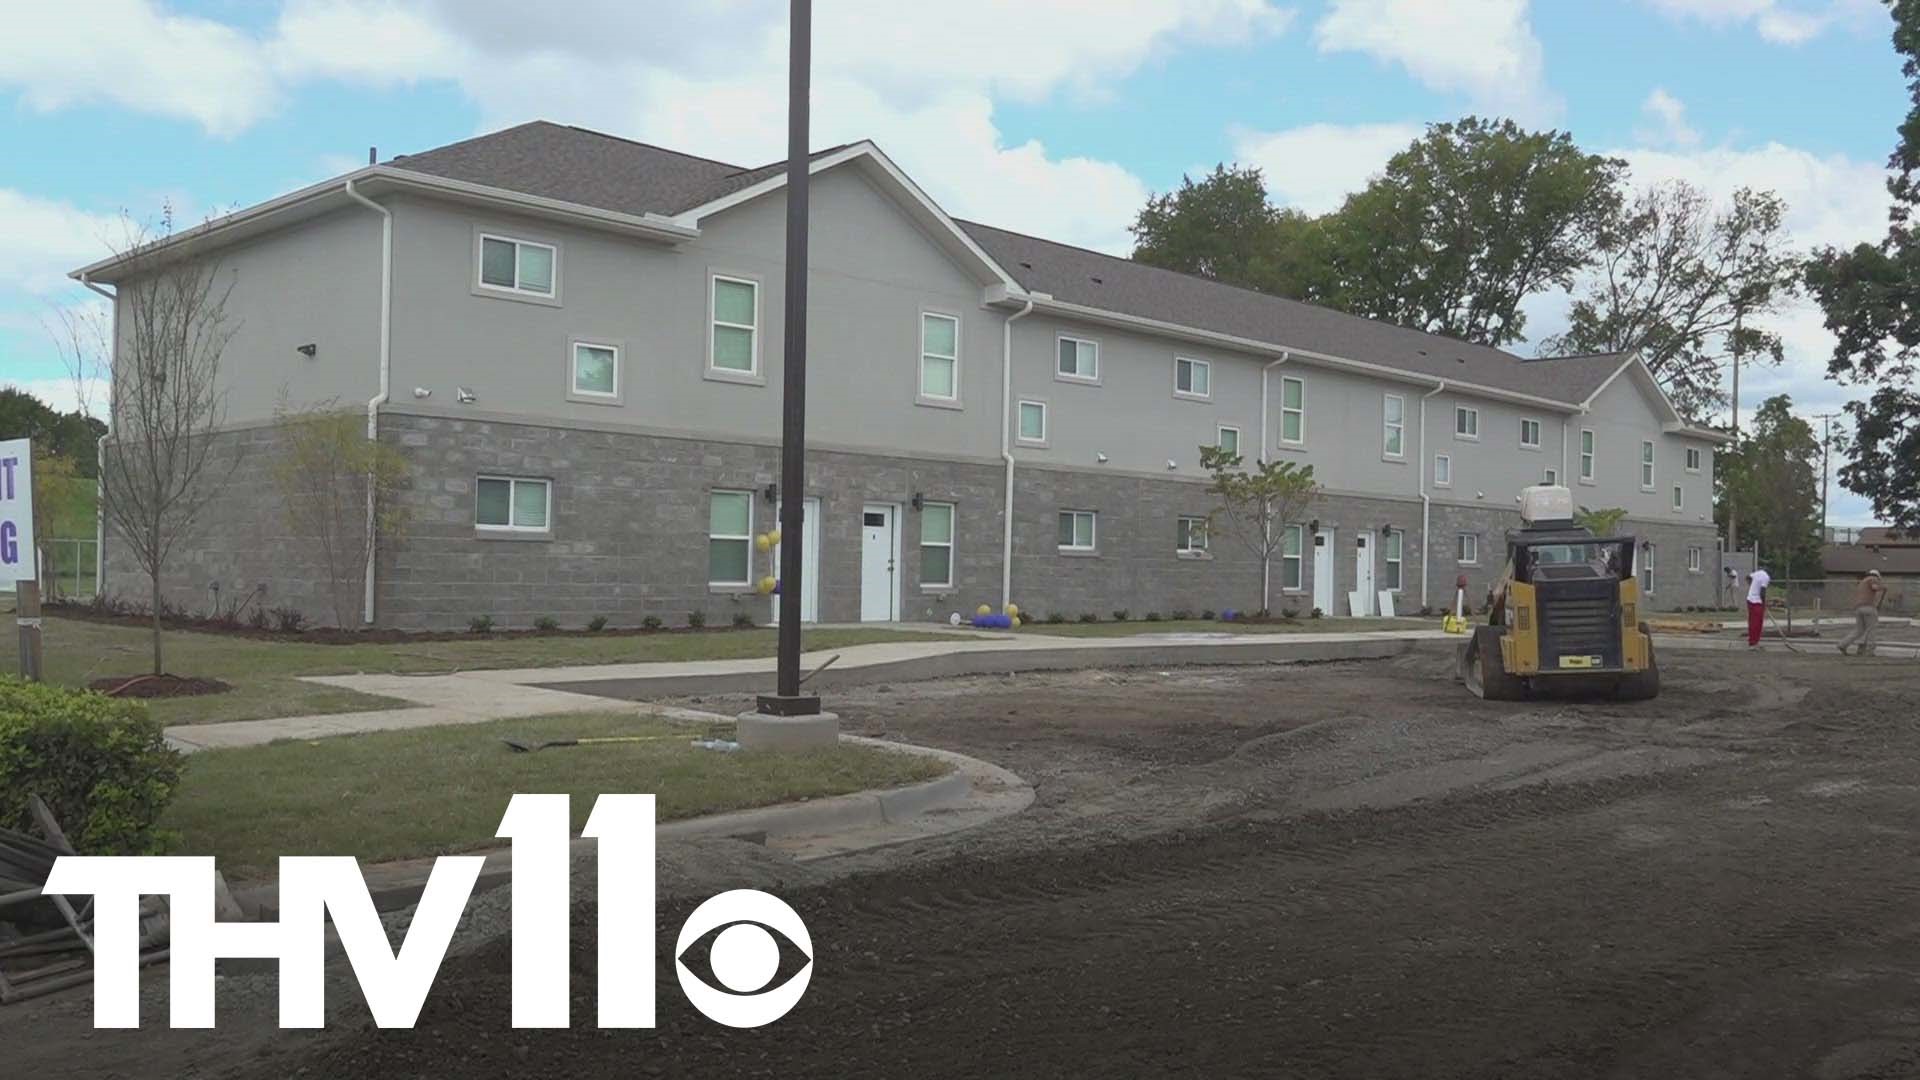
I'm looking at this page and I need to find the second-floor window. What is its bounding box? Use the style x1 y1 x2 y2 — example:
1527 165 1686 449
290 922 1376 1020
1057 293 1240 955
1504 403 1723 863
1580 429 1596 482
1383 393 1405 458
1217 425 1240 458
1058 336 1099 382
710 275 759 377
1520 417 1541 449
920 313 959 402
478 234 555 298
570 341 619 402
1641 440 1656 490
1058 510 1096 552
1455 405 1479 439
1017 400 1047 445
1673 484 1684 511
1686 446 1703 472
1280 375 1305 445
1175 357 1210 399
1434 453 1452 488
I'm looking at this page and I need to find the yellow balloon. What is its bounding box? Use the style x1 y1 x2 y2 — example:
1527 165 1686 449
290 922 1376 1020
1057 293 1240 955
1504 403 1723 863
755 534 772 552
976 604 992 616
768 529 782 546
1010 615 1022 628
1005 603 1020 618
757 576 776 595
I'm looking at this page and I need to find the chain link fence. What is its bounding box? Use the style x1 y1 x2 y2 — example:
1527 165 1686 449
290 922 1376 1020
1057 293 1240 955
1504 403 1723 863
35 538 98 603
1772 577 1918 621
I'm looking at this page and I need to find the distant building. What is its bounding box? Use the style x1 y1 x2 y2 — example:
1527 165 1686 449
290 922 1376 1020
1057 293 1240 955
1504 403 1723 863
1823 527 1920 581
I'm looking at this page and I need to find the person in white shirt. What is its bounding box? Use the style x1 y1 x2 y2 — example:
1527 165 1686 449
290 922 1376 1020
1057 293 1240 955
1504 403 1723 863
1746 567 1772 649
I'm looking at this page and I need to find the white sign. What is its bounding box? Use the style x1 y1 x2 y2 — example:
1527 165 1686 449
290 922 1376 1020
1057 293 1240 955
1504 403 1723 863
0 437 33 583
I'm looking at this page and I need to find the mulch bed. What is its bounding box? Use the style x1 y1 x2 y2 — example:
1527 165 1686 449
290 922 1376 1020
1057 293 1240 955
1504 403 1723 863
46 603 763 646
87 674 235 699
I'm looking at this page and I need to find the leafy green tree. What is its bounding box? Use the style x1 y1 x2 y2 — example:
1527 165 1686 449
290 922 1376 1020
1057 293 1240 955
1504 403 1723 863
1714 396 1822 575
1803 0 1920 529
1544 182 1801 421
1574 506 1629 537
1198 444 1321 612
0 387 105 474
1131 165 1284 287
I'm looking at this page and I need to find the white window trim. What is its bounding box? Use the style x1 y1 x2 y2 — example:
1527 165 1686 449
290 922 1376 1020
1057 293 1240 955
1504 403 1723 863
1384 530 1404 593
1173 356 1212 401
1672 484 1684 512
920 502 956 590
1280 523 1305 592
1688 545 1703 573
1433 453 1452 489
1176 515 1210 557
1458 533 1479 565
1579 428 1597 485
1016 399 1049 448
707 489 755 587
706 272 763 384
1641 440 1657 492
918 310 962 408
1059 509 1097 553
1685 446 1703 473
474 231 560 305
1642 543 1656 594
1454 404 1480 442
1519 416 1542 451
1055 335 1101 385
1279 375 1306 447
1544 467 1559 486
476 475 552 534
566 338 623 406
1216 425 1242 459
1383 393 1406 460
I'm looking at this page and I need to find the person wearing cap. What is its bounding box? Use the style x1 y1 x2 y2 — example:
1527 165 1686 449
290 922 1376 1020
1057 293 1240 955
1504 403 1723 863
1838 569 1887 656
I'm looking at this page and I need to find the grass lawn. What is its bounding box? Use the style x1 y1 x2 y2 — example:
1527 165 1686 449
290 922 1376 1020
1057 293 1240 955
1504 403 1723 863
162 711 951 879
0 613 965 726
1018 616 1438 637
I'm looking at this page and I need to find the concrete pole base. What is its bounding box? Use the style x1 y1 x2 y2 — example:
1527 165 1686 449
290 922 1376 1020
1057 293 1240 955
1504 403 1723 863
736 710 840 752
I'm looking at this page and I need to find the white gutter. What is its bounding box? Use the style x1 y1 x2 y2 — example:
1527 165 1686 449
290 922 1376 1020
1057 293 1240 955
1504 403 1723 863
1417 381 1447 609
78 274 114 596
999 298 1035 609
1258 353 1291 610
344 179 392 626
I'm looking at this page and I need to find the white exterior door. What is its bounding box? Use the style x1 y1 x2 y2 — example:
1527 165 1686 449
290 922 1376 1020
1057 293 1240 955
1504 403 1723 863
1353 531 1376 616
770 497 820 625
1312 529 1336 615
860 503 899 622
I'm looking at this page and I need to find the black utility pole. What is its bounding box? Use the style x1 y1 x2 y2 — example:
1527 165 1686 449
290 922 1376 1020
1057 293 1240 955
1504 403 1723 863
760 0 819 716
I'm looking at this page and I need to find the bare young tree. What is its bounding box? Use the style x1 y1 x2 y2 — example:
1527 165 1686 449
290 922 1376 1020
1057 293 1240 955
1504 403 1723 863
1199 444 1322 613
58 209 237 674
270 403 411 629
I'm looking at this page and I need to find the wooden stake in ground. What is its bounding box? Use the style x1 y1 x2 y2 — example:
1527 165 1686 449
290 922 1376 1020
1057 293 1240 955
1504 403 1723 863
15 579 41 682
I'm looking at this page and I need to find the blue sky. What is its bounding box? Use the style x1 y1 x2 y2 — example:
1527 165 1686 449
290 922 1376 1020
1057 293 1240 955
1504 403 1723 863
0 0 1905 523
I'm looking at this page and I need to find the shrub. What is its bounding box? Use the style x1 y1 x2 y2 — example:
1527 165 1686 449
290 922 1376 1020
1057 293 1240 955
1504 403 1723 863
1111 609 1131 622
269 606 307 633
1309 607 1324 619
533 615 560 632
687 611 708 629
1171 609 1193 621
1200 609 1217 621
1255 608 1272 619
468 614 495 634
1280 606 1299 620
587 615 609 632
1078 612 1099 623
1144 611 1163 622
642 615 664 631
1045 612 1067 624
246 607 270 631
0 678 184 856
731 611 756 629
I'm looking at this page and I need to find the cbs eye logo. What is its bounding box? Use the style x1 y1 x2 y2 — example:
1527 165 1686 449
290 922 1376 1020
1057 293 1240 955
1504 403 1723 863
674 890 815 1027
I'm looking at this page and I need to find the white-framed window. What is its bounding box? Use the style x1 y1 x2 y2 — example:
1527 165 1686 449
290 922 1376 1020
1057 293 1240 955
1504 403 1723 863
920 502 955 588
1640 440 1656 491
477 233 556 298
1544 467 1559 486
920 312 960 402
569 340 619 402
707 490 754 586
1458 532 1479 565
1017 399 1047 445
1673 484 1684 511
1217 425 1241 458
1520 417 1541 449
1176 515 1209 555
1580 429 1596 483
709 274 760 377
1433 453 1452 488
1685 446 1703 473
1455 405 1479 440
1688 545 1703 573
1641 543 1655 594
1057 336 1099 382
476 476 551 533
1174 356 1211 399
1281 524 1304 591
1383 393 1405 458
1384 529 1403 591
1058 509 1096 552
1280 375 1305 445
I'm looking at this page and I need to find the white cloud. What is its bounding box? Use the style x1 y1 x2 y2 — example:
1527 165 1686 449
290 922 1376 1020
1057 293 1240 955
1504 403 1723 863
1637 88 1700 148
1 376 109 420
1642 0 1883 44
1313 0 1558 123
1228 121 1422 213
0 191 124 295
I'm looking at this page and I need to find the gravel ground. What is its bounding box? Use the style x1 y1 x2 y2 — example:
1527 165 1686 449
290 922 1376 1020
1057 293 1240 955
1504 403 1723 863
11 644 1920 1078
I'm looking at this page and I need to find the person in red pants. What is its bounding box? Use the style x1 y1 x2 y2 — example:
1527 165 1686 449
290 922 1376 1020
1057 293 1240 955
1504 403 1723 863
1745 566 1772 648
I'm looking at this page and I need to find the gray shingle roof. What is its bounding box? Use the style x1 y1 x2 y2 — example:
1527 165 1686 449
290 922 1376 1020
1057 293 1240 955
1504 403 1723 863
389 122 1629 406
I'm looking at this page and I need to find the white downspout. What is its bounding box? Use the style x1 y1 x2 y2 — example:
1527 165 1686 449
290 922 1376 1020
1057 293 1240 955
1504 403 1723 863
1418 380 1446 609
999 298 1034 610
344 180 392 626
79 274 114 598
1258 352 1291 610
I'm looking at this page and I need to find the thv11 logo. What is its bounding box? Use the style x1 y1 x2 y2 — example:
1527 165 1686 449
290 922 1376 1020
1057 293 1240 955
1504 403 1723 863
45 793 813 1030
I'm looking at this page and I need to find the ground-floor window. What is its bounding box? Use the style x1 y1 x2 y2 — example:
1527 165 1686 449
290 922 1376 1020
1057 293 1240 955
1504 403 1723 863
921 502 955 587
1458 533 1478 565
1281 523 1304 590
476 476 550 532
1058 510 1096 552
708 490 753 585
1176 515 1209 554
1385 530 1403 591
1640 543 1655 594
1688 545 1702 573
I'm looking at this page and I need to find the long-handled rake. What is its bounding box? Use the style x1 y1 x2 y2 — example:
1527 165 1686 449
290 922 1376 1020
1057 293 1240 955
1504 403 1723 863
500 733 693 753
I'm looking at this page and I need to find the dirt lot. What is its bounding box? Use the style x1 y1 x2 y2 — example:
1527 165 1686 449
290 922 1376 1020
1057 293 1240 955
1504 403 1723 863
13 643 1920 1078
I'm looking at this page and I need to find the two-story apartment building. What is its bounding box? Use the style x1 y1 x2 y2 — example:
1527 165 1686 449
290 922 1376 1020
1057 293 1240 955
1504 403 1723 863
74 122 1727 629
